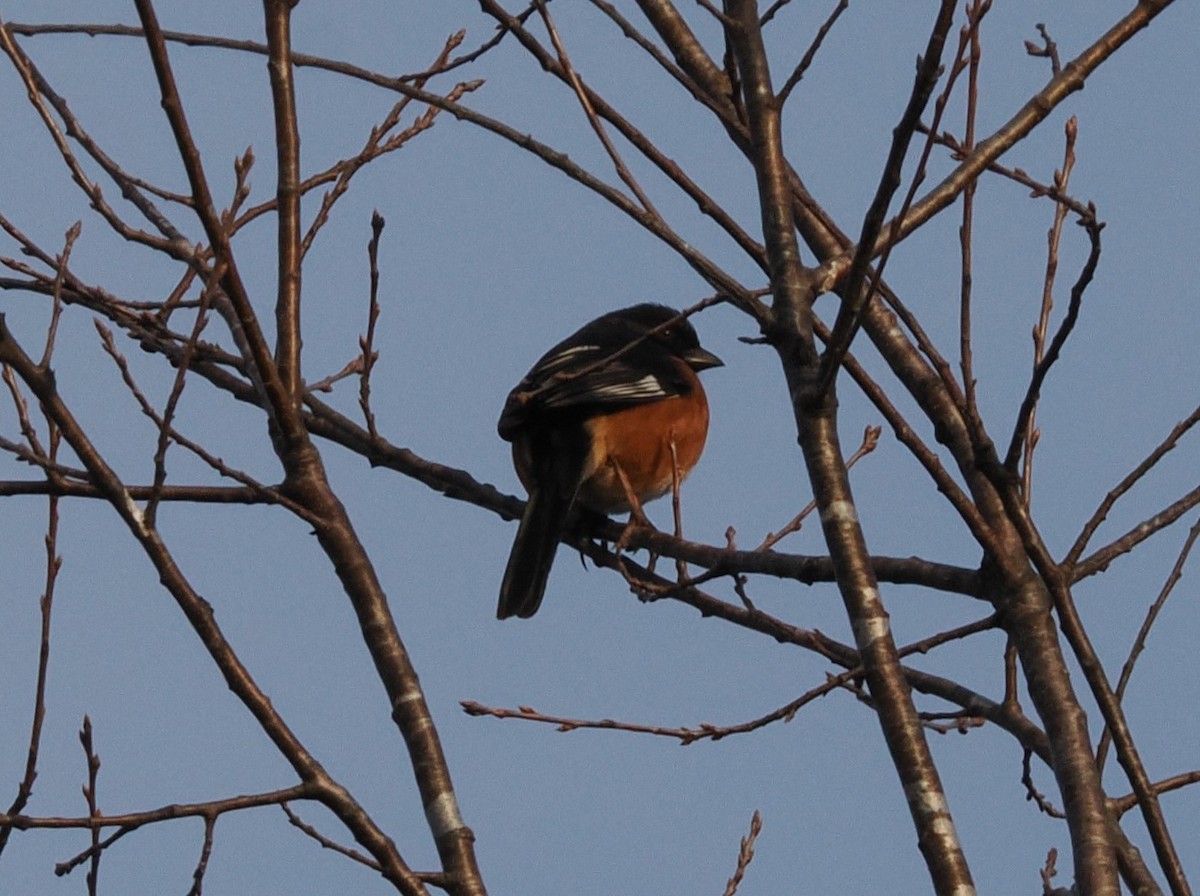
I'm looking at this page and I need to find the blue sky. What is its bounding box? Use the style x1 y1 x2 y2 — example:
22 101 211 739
1 2 1198 893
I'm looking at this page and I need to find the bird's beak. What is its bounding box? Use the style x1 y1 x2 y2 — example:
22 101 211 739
684 346 723 371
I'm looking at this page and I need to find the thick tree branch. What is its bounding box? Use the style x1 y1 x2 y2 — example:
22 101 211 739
722 2 974 893
0 313 427 894
264 0 303 400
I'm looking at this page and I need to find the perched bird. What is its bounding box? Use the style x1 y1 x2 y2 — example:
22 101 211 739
496 303 723 619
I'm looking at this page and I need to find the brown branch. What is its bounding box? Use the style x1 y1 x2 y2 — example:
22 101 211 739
299 386 982 596
297 34 476 258
1097 518 1200 771
1065 402 1200 569
756 424 880 551
15 14 768 308
263 0 303 400
722 2 975 890
721 811 762 896
591 0 740 127
775 0 848 105
0 447 61 857
916 125 1094 219
5 784 311 834
536 0 660 216
815 0 958 397
107 23 482 882
360 212 384 443
910 2 1162 231
477 0 766 310
282 803 382 872
1005 208 1102 471
0 480 278 503
957 1 990 438
0 19 183 255
1110 772 1200 818
1022 748 1065 819
79 716 102 895
589 540 1050 759
132 0 299 454
147 263 220 528
9 784 312 880
809 314 993 547
11 299 982 600
2 361 48 462
988 473 1190 895
0 314 427 894
810 0 1176 294
92 321 311 521
464 613 997 745
186 815 216 896
1025 23 1062 77
1073 484 1200 584
39 221 78 366
1021 117 1078 496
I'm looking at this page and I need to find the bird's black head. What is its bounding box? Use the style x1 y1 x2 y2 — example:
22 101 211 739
608 303 723 371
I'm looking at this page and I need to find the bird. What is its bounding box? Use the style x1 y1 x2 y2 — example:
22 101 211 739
496 303 723 619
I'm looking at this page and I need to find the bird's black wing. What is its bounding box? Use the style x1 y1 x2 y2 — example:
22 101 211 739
497 336 687 440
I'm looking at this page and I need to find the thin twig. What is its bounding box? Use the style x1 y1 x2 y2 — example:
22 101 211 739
298 32 476 256
721 811 763 896
0 431 61 857
536 1 660 216
1020 117 1078 495
0 19 182 254
464 614 997 745
1065 402 1200 568
79 716 102 896
1025 23 1062 76
1109 771 1200 818
776 0 849 105
1022 747 1065 818
1097 518 1200 771
93 321 312 521
917 123 1094 218
815 0 959 398
281 803 382 871
1073 484 1200 584
756 425 880 551
2 363 47 460
185 814 216 896
810 1 1175 293
147 260 220 528
360 212 384 443
957 1 991 437
1004 211 1103 470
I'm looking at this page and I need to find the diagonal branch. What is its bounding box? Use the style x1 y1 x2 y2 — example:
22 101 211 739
0 314 427 894
815 0 957 396
536 0 660 216
1097 518 1200 770
1066 402 1200 569
264 0 303 400
1005 211 1103 471
811 0 1176 290
989 471 1190 896
722 3 974 893
133 0 300 454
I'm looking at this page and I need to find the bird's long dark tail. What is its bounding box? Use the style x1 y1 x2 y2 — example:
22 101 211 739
497 488 574 619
